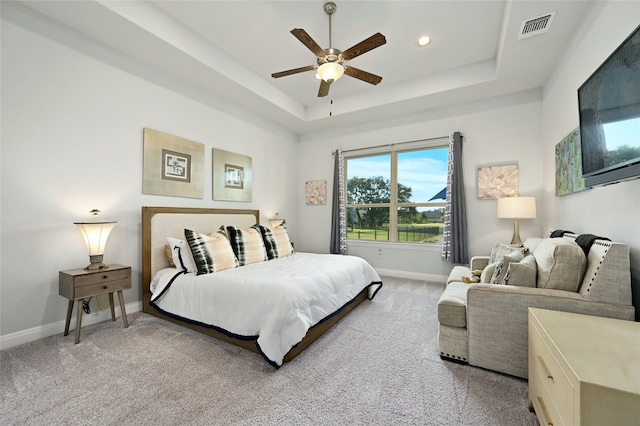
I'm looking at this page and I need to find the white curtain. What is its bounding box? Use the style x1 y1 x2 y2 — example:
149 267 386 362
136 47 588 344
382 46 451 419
330 149 347 254
442 132 469 264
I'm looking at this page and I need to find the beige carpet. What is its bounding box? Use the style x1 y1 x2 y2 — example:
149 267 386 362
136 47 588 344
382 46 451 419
1 276 539 425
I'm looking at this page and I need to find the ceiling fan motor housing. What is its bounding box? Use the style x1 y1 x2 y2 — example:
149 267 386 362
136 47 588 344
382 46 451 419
318 48 343 65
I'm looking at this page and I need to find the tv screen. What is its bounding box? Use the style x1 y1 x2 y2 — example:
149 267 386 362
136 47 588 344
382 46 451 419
578 24 640 187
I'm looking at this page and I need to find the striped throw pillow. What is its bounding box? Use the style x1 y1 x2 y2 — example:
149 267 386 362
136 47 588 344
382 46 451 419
184 229 239 275
252 222 294 259
220 225 267 266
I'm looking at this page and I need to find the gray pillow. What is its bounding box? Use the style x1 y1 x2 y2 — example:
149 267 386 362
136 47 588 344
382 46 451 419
490 254 522 284
533 238 587 292
504 254 537 287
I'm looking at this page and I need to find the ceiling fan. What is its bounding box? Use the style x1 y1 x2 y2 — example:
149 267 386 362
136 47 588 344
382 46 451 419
271 2 386 97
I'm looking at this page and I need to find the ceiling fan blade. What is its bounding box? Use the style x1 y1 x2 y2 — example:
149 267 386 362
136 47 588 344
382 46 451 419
318 80 331 97
344 67 383 85
271 65 316 78
291 28 326 58
341 32 386 60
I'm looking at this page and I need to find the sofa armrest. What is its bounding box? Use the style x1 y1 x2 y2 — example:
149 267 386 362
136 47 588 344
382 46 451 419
465 284 635 378
470 256 490 271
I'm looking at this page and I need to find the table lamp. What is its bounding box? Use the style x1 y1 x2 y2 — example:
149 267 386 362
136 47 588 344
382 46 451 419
74 209 116 270
497 197 536 245
269 212 285 228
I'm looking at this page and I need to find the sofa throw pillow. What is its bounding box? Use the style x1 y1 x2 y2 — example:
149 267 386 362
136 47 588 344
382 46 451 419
489 254 523 284
184 229 239 275
489 242 526 264
480 263 497 283
533 238 587 292
166 237 197 273
220 225 268 266
504 254 537 287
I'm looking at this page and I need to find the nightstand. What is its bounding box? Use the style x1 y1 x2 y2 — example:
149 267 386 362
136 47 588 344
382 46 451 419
59 264 131 343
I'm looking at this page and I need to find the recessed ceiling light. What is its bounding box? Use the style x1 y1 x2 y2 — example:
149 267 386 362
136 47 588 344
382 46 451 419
417 36 431 47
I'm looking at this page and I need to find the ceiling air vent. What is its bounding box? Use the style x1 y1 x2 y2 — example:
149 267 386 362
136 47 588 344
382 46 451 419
518 11 556 40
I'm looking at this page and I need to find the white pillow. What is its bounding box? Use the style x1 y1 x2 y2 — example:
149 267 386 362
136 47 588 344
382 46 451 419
166 237 196 273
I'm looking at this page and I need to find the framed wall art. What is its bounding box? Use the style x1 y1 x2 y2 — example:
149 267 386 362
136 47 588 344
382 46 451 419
213 148 252 202
305 180 327 205
477 163 519 200
555 128 589 196
143 128 204 198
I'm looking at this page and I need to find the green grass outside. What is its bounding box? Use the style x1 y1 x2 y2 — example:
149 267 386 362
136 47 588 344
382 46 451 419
347 223 444 244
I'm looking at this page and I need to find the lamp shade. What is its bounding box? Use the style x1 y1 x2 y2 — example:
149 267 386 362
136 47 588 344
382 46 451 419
74 210 116 270
497 197 536 219
74 222 116 255
316 62 344 82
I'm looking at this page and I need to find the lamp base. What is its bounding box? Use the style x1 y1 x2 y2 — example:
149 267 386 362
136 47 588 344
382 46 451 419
85 254 108 270
511 218 523 245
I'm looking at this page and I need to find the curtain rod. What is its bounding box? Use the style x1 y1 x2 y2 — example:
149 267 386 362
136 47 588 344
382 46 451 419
331 134 456 155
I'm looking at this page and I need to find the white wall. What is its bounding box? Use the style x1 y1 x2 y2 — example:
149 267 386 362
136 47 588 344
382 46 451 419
541 1 640 319
0 16 298 342
297 89 544 279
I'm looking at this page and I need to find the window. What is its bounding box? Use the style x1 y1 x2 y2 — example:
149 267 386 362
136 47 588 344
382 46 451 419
345 141 449 244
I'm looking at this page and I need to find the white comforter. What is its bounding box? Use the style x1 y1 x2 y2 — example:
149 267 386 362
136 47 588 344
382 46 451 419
150 252 382 367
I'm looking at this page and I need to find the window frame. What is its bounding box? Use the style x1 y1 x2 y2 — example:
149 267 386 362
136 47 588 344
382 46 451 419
344 139 448 245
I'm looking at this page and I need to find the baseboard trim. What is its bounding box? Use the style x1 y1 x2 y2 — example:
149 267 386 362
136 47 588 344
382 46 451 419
0 301 142 351
375 268 447 283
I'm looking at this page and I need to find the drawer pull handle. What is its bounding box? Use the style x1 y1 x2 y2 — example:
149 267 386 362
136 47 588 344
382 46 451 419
536 396 554 426
102 275 108 279
103 286 108 290
537 355 553 380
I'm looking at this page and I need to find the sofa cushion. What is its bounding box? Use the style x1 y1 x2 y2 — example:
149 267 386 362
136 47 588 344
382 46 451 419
504 254 537 287
533 238 587 291
447 265 473 284
437 282 469 328
523 238 543 253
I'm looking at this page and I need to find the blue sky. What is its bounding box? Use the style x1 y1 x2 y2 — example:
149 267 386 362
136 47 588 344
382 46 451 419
602 117 640 150
346 148 448 203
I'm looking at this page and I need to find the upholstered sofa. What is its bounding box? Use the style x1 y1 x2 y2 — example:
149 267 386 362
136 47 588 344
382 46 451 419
437 233 635 378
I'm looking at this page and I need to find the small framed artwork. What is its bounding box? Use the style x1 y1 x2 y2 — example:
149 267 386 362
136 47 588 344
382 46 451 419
224 164 244 189
143 128 204 198
477 163 519 200
162 149 191 183
305 180 327 205
213 148 252 202
555 128 589 196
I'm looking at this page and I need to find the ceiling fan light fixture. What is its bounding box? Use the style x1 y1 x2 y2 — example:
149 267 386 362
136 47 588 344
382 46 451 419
316 62 344 82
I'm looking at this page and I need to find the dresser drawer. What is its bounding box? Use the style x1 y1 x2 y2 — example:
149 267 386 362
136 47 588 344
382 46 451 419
529 323 575 425
530 327 575 425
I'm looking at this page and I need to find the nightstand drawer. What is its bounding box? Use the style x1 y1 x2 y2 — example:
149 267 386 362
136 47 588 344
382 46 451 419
74 278 130 298
59 264 131 300
74 268 130 287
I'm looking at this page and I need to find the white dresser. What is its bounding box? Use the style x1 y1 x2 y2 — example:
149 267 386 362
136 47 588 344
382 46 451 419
528 308 640 425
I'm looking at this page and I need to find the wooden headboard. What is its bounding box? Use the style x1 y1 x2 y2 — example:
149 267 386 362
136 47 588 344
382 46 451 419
141 206 259 312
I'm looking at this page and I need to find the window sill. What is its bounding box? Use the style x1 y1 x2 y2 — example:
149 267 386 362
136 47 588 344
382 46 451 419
347 240 442 252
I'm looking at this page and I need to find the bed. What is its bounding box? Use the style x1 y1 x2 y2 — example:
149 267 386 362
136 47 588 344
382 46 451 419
141 206 383 367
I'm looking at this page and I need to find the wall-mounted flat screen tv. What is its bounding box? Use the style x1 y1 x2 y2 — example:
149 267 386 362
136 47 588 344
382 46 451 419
578 24 640 187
